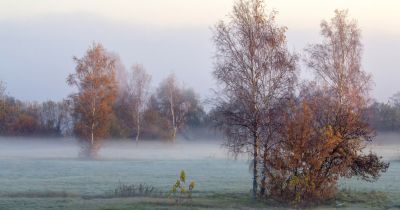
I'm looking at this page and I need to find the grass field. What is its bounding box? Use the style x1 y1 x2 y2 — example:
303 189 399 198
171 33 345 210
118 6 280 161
0 137 399 209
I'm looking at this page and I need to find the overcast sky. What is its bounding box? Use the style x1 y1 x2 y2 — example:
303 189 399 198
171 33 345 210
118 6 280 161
0 0 399 102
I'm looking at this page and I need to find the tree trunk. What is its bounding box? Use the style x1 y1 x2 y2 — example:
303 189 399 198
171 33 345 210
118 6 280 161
260 143 267 196
252 132 258 199
90 122 94 158
91 96 96 153
260 128 271 196
172 126 177 141
169 94 176 142
136 112 140 143
91 126 94 146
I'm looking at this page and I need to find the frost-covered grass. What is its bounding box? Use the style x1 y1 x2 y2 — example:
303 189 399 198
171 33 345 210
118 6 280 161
0 158 399 209
0 158 250 196
0 137 399 209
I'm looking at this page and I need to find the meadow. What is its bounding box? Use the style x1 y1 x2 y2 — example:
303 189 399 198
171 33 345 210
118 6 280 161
0 136 399 210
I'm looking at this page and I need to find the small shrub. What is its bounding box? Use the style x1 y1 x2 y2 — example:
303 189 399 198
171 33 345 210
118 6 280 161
170 170 196 205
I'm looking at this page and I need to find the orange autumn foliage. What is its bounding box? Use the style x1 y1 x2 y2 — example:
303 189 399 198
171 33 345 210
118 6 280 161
67 43 118 158
264 86 388 205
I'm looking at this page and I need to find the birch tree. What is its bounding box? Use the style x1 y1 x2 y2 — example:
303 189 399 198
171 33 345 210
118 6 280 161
127 64 151 142
157 74 192 141
212 0 297 197
160 74 179 141
67 43 118 158
305 9 371 107
304 9 377 165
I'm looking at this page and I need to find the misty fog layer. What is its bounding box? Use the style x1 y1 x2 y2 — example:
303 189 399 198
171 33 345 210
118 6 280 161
0 137 250 195
0 138 232 160
0 133 398 161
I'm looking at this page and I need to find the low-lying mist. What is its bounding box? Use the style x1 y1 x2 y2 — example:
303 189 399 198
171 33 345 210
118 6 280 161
0 137 233 160
366 132 400 161
0 132 398 161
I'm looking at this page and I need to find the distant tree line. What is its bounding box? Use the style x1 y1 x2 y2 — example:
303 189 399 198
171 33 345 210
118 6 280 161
0 79 394 140
0 94 71 136
0 49 210 144
368 92 400 132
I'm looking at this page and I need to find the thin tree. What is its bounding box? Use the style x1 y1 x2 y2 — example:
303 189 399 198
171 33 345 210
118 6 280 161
67 43 118 158
165 74 178 141
305 9 375 162
127 64 151 142
212 0 297 197
305 9 371 107
157 74 193 141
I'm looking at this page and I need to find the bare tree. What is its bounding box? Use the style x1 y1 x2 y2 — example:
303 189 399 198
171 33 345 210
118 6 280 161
127 64 151 142
157 74 192 141
212 0 297 197
67 43 118 158
58 99 74 136
305 9 371 107
38 101 58 134
36 100 72 136
163 74 178 141
305 9 374 149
